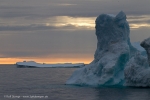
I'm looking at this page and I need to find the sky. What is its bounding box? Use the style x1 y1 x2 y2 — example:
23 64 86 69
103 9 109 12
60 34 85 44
0 0 150 64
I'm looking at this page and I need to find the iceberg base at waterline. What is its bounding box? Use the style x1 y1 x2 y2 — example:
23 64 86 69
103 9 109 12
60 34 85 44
16 61 85 68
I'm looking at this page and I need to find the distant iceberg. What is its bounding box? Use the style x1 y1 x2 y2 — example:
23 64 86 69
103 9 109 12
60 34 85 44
16 61 85 68
131 42 146 56
66 11 150 87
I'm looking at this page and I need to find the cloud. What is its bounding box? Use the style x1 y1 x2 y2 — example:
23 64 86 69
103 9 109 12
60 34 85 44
0 0 150 63
1 15 150 32
130 24 150 29
0 0 150 19
127 15 150 23
130 27 150 42
0 24 93 32
0 24 55 31
57 3 77 6
0 0 150 31
0 30 96 58
127 15 150 29
0 16 95 31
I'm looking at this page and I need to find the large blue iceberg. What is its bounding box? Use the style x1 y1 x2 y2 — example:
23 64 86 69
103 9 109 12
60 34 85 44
66 11 150 87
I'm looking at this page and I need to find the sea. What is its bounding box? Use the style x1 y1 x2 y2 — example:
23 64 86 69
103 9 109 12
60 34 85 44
0 65 150 100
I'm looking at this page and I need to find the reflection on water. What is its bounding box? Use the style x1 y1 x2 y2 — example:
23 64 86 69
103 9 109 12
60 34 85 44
95 87 150 100
0 65 150 100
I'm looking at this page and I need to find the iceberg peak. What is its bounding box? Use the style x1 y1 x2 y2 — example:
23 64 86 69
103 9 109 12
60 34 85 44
94 11 130 60
141 37 150 65
141 37 150 48
115 11 126 20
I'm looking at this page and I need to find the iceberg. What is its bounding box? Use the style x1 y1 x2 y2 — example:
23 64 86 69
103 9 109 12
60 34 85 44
16 61 85 68
66 11 134 86
141 37 150 65
132 42 146 56
124 53 150 87
66 11 150 87
124 38 150 87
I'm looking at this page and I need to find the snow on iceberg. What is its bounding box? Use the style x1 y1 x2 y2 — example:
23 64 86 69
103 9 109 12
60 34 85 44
66 11 150 87
16 61 85 68
66 11 137 86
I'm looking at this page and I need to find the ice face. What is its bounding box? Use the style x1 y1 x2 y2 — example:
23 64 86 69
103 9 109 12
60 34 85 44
124 38 150 87
141 37 150 65
94 11 131 61
124 53 150 87
132 42 145 52
66 11 133 86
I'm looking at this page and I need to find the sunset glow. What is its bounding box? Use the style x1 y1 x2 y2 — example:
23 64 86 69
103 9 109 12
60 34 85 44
46 16 150 30
47 16 95 30
0 52 94 64
1 15 150 64
130 23 150 29
0 0 150 65
0 57 93 64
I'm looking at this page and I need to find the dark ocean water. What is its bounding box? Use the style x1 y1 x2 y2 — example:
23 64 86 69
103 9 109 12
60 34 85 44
0 65 150 100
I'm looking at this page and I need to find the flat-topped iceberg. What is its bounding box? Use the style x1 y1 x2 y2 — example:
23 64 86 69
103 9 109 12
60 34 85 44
66 11 150 87
16 61 85 68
